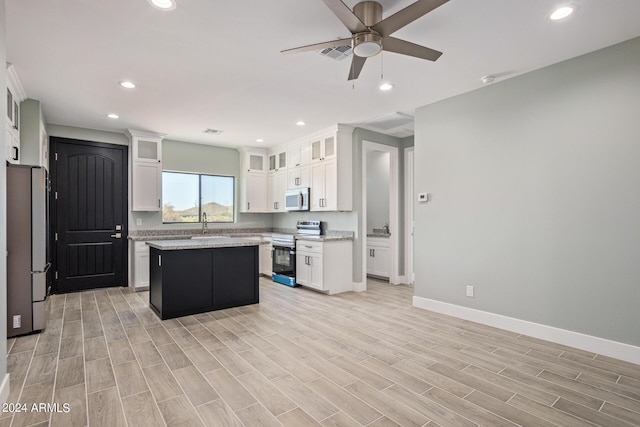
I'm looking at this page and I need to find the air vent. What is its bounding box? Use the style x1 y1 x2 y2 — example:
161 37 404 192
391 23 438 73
203 129 224 135
319 45 352 61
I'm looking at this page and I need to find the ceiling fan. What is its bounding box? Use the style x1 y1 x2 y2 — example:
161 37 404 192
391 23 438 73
281 0 449 80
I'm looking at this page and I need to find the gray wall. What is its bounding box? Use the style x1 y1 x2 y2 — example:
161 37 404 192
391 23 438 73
414 37 640 346
0 0 8 392
47 126 271 231
133 139 271 230
366 151 390 233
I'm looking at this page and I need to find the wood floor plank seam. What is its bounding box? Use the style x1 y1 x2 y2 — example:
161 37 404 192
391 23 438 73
6 279 640 427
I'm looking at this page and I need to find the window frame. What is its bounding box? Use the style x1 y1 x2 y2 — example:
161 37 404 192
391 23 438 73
162 170 235 224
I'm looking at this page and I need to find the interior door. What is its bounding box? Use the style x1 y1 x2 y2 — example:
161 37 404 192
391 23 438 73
51 137 128 292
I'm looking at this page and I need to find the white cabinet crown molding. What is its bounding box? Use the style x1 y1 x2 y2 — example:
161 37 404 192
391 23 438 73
6 63 27 101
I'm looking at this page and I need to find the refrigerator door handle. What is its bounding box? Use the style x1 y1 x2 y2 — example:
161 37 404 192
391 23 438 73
31 262 52 275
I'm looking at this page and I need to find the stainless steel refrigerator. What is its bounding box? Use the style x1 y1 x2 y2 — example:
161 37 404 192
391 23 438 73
7 164 51 338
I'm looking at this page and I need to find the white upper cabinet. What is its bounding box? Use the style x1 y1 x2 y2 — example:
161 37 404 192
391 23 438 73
311 135 336 163
287 141 311 168
127 129 165 211
309 125 352 211
243 149 267 173
19 99 49 169
268 146 287 172
6 64 26 164
239 147 268 213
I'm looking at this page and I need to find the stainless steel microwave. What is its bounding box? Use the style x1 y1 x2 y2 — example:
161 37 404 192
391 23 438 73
285 188 310 211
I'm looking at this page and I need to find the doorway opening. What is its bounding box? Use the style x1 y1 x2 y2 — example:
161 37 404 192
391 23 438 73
362 141 400 288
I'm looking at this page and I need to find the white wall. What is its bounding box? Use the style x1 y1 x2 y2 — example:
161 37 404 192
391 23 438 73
0 0 8 401
366 151 390 233
414 37 640 347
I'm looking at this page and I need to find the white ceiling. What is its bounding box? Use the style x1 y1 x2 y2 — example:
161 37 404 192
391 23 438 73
6 0 640 148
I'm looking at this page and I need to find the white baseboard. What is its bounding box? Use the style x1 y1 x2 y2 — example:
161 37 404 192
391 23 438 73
352 281 367 293
413 296 640 365
0 374 10 405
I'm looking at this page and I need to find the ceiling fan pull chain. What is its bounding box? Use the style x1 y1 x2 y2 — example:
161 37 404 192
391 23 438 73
380 51 384 80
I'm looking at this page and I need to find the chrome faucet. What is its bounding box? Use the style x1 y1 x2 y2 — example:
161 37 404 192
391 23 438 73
202 212 208 234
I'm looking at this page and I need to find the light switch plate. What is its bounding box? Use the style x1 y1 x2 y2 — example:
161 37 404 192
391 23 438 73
136 218 142 226
418 192 429 202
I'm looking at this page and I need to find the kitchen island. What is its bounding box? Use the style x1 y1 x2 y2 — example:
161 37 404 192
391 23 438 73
146 237 264 320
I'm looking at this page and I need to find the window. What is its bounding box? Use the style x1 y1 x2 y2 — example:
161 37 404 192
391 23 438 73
162 171 234 223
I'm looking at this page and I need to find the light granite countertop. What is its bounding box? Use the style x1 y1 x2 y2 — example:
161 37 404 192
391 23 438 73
146 236 267 250
295 234 353 242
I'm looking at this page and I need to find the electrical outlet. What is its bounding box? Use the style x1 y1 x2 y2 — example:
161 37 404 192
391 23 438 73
466 285 474 298
13 315 21 328
136 218 143 226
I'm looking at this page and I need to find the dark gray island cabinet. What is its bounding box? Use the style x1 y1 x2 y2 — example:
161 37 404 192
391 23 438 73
147 238 261 320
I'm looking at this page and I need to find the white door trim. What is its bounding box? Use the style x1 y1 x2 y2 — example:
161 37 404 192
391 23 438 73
404 146 415 284
362 141 400 287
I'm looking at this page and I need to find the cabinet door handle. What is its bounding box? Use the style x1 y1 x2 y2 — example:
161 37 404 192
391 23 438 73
247 202 250 210
158 255 162 267
372 249 375 257
158 199 161 208
12 146 19 161
110 233 122 239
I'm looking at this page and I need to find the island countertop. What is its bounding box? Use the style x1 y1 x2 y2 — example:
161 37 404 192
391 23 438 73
146 236 266 250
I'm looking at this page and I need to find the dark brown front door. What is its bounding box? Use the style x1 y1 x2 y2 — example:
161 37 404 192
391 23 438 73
51 137 128 293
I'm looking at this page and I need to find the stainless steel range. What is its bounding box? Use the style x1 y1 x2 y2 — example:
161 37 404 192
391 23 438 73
271 220 322 287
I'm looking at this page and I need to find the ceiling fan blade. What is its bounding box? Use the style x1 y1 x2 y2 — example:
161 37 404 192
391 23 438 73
320 0 367 33
382 36 442 61
372 0 450 36
281 38 353 55
347 55 367 80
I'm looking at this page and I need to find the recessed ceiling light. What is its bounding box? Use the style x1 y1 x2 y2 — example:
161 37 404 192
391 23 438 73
550 6 574 20
379 82 395 91
148 0 176 11
119 81 136 89
296 121 306 126
106 113 119 119
256 139 264 143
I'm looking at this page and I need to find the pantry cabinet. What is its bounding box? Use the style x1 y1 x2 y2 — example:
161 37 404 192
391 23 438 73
127 129 165 211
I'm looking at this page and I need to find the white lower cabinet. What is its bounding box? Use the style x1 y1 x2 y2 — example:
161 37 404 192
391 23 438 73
131 241 150 290
296 239 352 294
366 237 390 278
260 237 272 276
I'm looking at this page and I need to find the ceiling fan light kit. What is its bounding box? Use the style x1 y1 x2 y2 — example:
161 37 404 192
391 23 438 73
353 32 383 57
282 0 449 81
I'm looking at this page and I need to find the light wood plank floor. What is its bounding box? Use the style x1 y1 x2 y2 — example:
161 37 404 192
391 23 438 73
3 278 640 427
